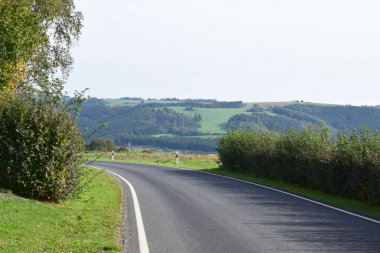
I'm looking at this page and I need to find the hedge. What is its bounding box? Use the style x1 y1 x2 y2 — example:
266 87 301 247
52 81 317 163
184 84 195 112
217 127 380 204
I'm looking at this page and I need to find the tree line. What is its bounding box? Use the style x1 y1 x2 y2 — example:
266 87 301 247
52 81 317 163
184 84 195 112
228 103 380 134
79 99 202 137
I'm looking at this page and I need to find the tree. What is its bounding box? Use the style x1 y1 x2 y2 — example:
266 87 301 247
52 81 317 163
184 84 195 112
87 139 116 152
0 0 83 99
0 0 84 201
0 0 43 91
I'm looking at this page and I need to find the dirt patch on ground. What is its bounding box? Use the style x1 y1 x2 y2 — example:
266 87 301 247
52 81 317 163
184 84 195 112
0 192 9 198
0 191 25 200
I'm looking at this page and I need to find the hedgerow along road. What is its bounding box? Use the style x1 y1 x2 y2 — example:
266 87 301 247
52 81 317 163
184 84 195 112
94 161 380 253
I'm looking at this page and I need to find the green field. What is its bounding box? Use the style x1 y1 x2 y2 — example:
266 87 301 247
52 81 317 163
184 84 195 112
171 107 249 134
0 169 122 252
100 99 252 135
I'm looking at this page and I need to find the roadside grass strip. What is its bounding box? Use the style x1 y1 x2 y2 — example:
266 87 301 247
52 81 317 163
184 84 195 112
0 168 122 253
105 170 150 253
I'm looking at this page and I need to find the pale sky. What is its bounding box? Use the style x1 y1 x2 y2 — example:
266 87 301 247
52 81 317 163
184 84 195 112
66 0 380 105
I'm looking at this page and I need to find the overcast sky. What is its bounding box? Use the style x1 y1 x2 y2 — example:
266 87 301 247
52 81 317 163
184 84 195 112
66 0 380 105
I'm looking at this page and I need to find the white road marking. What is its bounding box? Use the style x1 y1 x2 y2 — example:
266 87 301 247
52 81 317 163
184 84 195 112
195 169 380 225
91 166 150 253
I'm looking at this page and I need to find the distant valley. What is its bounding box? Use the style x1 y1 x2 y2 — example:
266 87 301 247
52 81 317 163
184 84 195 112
79 98 380 152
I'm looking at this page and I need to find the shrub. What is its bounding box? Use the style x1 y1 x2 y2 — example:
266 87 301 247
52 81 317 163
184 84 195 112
218 127 380 205
0 93 85 201
117 147 129 153
86 138 115 152
331 128 380 203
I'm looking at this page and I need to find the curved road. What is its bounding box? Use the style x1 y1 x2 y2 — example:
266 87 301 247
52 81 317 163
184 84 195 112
94 161 380 253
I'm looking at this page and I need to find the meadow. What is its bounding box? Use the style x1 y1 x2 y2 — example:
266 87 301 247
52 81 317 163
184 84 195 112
171 106 249 134
86 151 219 170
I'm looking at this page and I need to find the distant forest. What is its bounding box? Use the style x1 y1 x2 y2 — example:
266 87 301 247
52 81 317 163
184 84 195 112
78 98 380 152
79 98 202 137
228 103 380 133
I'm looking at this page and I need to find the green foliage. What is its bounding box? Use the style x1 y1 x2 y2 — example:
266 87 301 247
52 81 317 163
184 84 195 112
331 128 380 202
79 100 202 137
226 103 380 135
0 0 84 202
226 113 309 132
285 103 380 131
0 93 85 201
0 0 44 89
218 127 380 204
105 98 243 108
87 138 116 152
78 98 380 153
0 0 82 95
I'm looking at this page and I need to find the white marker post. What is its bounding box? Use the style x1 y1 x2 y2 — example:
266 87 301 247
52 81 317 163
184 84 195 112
175 151 179 165
111 150 115 160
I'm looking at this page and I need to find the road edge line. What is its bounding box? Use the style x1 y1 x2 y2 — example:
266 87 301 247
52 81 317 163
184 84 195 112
91 166 150 253
172 165 380 224
92 162 380 225
194 169 380 224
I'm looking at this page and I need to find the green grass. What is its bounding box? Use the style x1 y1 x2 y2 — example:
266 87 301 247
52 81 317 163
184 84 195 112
171 107 249 134
0 168 122 253
96 157 217 170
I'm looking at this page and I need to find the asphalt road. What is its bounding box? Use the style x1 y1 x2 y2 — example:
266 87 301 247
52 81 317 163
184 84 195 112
94 161 380 253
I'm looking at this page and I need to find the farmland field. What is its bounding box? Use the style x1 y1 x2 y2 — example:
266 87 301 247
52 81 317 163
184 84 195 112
171 107 250 134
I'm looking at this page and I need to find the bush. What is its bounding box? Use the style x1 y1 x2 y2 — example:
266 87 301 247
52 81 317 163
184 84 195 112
86 138 115 152
331 128 380 203
217 127 380 204
117 147 129 153
0 93 85 201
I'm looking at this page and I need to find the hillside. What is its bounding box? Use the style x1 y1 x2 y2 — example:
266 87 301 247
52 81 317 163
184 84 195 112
78 98 380 152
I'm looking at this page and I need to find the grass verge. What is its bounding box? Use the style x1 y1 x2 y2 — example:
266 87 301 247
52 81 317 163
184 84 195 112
86 152 218 170
0 168 122 253
96 157 217 170
86 152 380 220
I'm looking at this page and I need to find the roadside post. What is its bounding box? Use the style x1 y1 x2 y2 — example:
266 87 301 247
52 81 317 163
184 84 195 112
175 151 179 165
111 150 115 160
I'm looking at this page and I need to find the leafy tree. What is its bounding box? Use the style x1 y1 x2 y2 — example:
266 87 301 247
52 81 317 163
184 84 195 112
0 0 84 201
0 0 43 91
0 0 83 98
87 139 116 152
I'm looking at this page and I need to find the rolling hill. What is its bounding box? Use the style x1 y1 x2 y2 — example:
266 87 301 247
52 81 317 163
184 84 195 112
78 98 380 152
